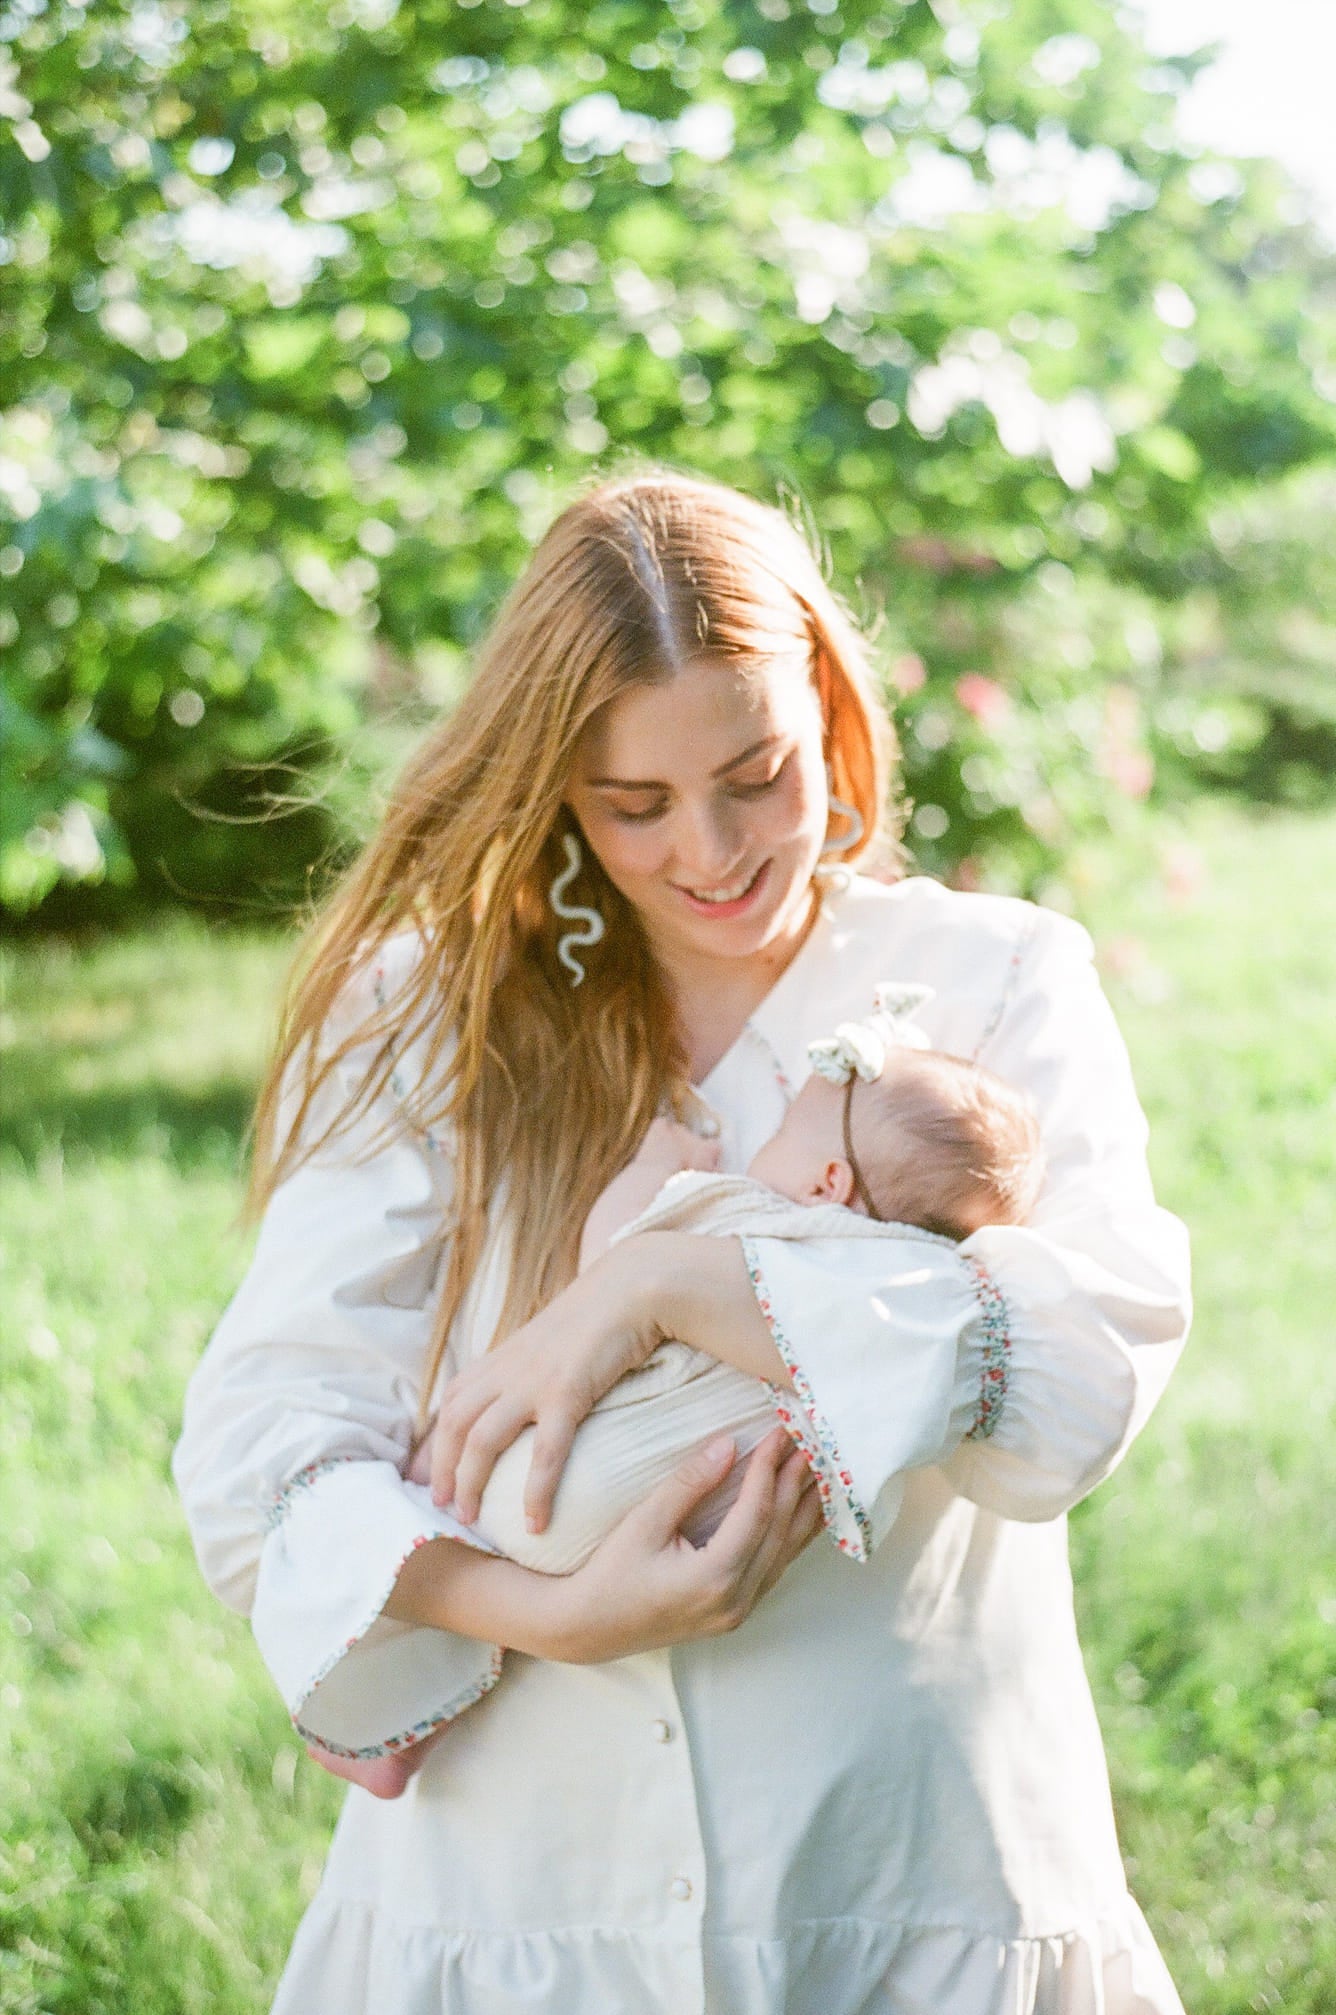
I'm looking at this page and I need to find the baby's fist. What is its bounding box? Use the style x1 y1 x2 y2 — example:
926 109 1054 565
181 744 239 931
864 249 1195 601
635 1116 721 1174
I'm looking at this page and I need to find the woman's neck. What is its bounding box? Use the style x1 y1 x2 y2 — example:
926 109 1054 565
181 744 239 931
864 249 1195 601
656 883 821 1084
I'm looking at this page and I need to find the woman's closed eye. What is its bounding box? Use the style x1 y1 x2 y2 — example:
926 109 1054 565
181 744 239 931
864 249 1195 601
728 759 787 800
600 753 790 824
606 797 670 824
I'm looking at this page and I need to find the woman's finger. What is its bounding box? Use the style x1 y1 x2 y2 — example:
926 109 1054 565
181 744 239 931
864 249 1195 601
430 1373 502 1505
623 1434 739 1550
756 1465 825 1594
724 1443 807 1580
774 1472 825 1568
522 1406 583 1534
739 1449 820 1598
451 1397 536 1523
693 1427 790 1579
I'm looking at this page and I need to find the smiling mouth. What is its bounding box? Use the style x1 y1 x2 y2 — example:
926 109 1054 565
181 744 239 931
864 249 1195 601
675 863 768 913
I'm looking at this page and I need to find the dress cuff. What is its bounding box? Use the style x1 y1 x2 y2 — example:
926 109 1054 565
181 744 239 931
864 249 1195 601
740 1230 986 1560
253 1458 504 1757
743 1239 875 1561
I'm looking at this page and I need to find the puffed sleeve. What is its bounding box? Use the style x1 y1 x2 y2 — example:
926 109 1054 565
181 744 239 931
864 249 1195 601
742 909 1191 1559
172 962 505 1759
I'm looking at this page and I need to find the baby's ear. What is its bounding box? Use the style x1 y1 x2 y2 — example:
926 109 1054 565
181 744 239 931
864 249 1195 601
814 1158 856 1207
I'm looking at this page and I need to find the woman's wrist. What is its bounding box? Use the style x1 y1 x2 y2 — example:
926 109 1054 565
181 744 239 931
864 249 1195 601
383 1536 577 1660
590 1234 675 1364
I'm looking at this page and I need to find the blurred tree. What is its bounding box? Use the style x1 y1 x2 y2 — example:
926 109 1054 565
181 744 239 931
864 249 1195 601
2 0 1334 915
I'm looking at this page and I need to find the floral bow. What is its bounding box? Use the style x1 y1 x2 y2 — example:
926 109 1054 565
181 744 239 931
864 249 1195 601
806 982 935 1086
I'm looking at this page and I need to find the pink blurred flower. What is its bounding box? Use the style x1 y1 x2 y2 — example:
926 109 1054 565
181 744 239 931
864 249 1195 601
1110 749 1155 798
1162 841 1206 908
1097 685 1154 799
955 673 1011 730
1100 934 1147 981
890 652 927 696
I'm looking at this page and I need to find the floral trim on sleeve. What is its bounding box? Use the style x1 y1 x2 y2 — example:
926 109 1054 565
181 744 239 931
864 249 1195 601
294 1647 505 1759
960 1250 1012 1440
266 1460 503 1757
266 1455 363 1533
741 1234 873 1563
288 1529 505 1759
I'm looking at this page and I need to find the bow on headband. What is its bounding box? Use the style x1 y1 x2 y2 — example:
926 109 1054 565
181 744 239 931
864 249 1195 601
806 982 935 1086
803 983 935 1221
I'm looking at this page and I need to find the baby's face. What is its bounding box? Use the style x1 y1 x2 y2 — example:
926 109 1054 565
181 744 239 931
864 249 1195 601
746 1075 853 1207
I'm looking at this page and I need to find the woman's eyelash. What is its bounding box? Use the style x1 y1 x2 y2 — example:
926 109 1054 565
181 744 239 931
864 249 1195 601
611 801 668 824
606 757 787 822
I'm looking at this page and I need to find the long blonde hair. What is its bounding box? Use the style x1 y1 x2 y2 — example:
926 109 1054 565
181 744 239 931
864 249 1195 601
251 467 902 1412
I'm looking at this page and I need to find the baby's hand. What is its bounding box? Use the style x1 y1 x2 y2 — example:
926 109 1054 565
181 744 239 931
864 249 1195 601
579 1117 721 1273
633 1116 721 1176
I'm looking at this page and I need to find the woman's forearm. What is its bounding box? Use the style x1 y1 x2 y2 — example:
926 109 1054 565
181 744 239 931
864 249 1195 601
625 1232 793 1388
383 1536 571 1658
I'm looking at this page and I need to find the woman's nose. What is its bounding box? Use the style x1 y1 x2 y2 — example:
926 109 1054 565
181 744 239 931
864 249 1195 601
672 800 745 883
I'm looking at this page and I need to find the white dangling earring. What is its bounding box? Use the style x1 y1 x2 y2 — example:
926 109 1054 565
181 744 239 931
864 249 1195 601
548 831 606 987
820 763 864 857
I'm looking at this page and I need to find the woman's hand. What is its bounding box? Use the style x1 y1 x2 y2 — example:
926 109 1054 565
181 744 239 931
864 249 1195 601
429 1239 663 1527
388 1427 825 1661
550 1427 824 1663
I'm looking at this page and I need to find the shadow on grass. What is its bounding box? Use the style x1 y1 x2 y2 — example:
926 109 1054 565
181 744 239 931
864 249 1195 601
67 1748 202 1866
1 1077 256 1172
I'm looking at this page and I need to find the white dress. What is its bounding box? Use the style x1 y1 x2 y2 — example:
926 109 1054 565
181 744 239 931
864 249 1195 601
173 873 1192 2015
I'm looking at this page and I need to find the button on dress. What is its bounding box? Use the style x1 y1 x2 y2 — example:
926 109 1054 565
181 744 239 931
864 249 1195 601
174 874 1192 2013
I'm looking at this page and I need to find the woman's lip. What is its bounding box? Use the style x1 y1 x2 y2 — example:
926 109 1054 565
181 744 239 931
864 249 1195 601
674 861 769 919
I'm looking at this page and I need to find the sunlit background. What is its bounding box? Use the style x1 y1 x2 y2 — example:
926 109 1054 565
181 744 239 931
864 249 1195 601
1139 0 1336 243
2 0 1334 919
2 3 1334 2010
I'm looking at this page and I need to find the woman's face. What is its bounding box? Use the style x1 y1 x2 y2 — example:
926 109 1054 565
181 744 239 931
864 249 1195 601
566 655 830 978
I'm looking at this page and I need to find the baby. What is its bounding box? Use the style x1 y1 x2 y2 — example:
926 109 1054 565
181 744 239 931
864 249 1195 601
312 987 1043 1796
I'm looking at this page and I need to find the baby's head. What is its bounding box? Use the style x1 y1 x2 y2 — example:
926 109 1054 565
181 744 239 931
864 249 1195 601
746 1047 1044 1240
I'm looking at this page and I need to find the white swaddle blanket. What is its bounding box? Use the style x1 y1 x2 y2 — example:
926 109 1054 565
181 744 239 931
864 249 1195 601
466 1171 902 1573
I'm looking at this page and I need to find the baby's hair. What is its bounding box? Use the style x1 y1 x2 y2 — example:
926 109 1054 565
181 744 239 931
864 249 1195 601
854 1049 1044 1239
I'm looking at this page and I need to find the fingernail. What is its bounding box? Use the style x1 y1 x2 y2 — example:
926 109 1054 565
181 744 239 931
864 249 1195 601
525 1514 539 1534
705 1435 735 1465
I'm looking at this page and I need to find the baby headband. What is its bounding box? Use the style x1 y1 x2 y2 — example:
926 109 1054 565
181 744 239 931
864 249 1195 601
806 983 935 1219
806 982 935 1087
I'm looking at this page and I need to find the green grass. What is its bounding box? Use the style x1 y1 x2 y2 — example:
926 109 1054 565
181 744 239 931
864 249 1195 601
2 808 1334 2014
1071 804 1336 2013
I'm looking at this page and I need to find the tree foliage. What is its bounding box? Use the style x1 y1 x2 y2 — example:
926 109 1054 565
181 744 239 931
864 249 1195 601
3 0 1334 915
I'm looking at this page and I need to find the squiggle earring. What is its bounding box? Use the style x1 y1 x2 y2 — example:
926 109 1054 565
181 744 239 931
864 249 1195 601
548 832 606 987
820 763 864 857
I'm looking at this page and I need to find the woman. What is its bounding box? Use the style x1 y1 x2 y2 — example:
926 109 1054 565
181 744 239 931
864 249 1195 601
174 469 1191 2013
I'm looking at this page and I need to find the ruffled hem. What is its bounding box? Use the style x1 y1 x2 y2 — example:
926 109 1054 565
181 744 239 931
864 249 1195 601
255 1457 505 1756
291 1643 504 1761
272 1892 1184 2015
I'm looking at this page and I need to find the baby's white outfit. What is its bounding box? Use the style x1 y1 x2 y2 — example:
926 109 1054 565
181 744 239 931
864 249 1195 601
174 872 1192 2015
463 1171 923 1573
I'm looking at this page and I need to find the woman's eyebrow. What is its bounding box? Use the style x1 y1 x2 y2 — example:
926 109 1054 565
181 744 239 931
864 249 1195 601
586 735 783 791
